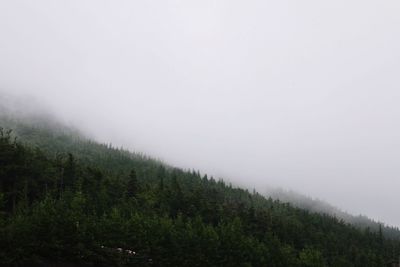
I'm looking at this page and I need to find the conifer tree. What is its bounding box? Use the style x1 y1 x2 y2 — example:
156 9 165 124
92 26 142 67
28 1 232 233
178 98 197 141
126 169 138 198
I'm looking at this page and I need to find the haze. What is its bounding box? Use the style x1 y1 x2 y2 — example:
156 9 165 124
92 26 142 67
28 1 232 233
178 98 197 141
1 1 400 226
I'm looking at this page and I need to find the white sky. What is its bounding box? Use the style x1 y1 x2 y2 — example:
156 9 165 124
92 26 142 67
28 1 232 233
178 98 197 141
1 0 400 226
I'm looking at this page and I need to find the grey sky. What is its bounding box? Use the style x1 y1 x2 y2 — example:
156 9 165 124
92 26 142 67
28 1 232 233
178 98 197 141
1 1 400 226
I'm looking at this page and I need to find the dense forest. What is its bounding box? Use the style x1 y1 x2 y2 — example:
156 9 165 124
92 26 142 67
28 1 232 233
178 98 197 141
265 189 400 240
1 116 400 266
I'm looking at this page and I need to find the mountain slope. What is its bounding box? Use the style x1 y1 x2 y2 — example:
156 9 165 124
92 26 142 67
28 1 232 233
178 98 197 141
1 114 400 266
5 111 400 240
266 188 400 240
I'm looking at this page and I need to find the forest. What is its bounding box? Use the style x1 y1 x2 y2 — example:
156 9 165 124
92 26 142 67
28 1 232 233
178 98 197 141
1 117 400 267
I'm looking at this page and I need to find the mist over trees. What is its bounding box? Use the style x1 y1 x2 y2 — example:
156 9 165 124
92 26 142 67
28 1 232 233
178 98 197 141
1 109 400 266
1 0 400 265
265 188 400 240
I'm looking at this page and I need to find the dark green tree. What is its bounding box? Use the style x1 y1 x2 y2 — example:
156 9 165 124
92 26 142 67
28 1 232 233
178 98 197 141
126 169 139 198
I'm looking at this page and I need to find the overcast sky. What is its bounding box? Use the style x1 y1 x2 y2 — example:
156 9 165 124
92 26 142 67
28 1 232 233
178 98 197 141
1 0 400 226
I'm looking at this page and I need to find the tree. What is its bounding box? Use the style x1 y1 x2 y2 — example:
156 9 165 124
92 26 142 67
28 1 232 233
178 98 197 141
299 247 326 267
126 169 139 198
157 166 165 191
63 153 76 188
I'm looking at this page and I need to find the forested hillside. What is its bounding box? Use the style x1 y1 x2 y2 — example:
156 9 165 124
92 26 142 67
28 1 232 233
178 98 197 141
266 188 400 240
1 116 400 266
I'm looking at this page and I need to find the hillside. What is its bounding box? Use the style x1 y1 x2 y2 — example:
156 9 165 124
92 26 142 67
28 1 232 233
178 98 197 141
266 188 400 240
1 114 400 266
4 111 400 239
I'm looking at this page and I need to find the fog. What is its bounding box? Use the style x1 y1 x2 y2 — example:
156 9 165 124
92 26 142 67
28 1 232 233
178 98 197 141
1 1 400 226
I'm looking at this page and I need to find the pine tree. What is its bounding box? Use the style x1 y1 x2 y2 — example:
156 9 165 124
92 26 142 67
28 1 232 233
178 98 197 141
157 166 165 191
126 169 139 198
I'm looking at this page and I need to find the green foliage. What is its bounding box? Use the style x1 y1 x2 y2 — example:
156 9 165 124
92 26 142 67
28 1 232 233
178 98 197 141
299 247 325 267
0 123 400 266
126 169 139 198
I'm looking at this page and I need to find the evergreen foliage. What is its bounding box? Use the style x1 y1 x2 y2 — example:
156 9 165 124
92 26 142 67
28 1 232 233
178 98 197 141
1 121 400 266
